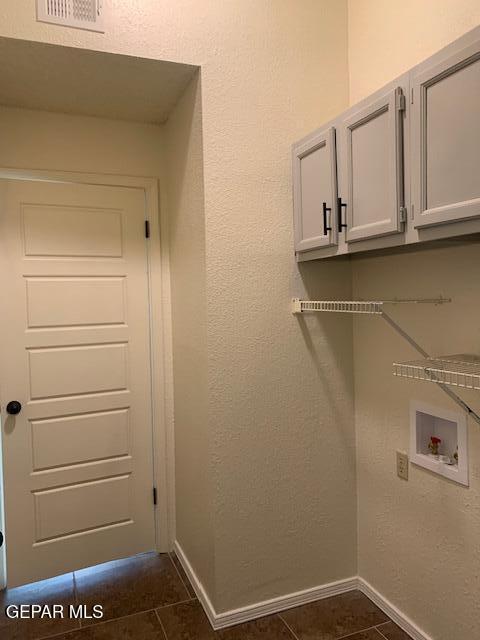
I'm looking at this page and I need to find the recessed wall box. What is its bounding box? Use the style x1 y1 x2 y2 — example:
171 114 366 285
410 401 468 486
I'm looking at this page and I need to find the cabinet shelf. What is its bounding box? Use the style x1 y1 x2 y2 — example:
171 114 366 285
393 355 480 391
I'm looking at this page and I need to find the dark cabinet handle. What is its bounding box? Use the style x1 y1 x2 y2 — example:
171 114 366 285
6 401 22 415
323 202 332 236
338 197 347 232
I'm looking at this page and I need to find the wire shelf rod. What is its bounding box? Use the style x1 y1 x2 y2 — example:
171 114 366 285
291 297 450 315
291 297 480 425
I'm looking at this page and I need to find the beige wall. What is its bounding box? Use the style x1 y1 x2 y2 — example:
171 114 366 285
3 1 480 629
0 1 357 613
348 0 480 103
0 106 164 176
163 74 215 597
348 3 480 639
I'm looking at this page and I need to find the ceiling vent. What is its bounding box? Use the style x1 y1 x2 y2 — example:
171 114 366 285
36 1 104 33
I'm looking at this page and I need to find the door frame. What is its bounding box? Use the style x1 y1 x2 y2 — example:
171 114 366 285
0 167 174 583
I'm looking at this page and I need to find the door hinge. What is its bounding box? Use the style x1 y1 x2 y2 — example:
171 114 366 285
399 207 407 223
153 487 157 506
396 91 406 111
145 220 150 239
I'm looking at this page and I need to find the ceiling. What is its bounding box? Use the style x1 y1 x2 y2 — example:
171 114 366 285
0 37 197 124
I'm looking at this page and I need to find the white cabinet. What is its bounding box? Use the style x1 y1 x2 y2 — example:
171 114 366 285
411 37 480 229
292 126 338 252
340 86 406 243
293 27 480 261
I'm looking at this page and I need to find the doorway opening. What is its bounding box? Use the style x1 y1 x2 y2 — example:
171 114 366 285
0 36 200 591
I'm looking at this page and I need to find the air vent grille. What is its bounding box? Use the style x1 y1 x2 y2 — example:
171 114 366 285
72 0 97 22
36 0 104 32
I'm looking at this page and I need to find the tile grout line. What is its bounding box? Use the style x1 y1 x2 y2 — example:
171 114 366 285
38 629 79 640
277 613 302 640
154 608 169 640
157 598 197 611
335 623 389 640
37 622 88 640
37 597 198 640
37 608 157 640
376 620 413 640
375 626 390 640
167 551 195 601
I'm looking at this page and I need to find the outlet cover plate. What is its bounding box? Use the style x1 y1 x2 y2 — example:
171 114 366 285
397 450 409 480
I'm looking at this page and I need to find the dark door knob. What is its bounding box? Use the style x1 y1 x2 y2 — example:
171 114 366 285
6 401 22 415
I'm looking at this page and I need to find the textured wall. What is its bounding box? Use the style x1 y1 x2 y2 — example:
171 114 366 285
352 246 480 640
164 74 215 597
0 1 357 613
348 0 480 102
348 3 480 639
0 106 164 176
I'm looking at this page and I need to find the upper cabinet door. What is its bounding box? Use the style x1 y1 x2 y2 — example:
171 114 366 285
341 88 406 243
412 39 480 228
293 127 338 252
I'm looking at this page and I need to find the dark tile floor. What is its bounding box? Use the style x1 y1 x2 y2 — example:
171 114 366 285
0 552 413 640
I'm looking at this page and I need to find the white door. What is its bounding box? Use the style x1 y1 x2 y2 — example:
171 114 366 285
293 126 338 252
411 38 480 228
0 178 156 587
341 86 406 242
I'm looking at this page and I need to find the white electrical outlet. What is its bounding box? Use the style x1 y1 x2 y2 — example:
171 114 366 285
396 451 409 480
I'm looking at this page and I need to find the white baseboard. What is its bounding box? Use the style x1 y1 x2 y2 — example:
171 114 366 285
173 540 218 628
174 541 431 639
357 578 432 640
173 540 356 630
212 576 359 629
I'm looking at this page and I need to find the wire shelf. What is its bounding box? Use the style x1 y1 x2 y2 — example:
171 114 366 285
291 295 480 422
292 297 450 315
393 354 480 391
293 300 383 314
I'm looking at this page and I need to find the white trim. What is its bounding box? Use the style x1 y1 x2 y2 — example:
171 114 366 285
173 540 357 630
214 577 358 630
175 541 432 639
358 578 432 640
173 541 218 628
0 166 174 554
155 176 176 550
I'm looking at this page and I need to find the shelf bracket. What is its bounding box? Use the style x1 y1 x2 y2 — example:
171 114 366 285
292 297 480 425
382 311 480 425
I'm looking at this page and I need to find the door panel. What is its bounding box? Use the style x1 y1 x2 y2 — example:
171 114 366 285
342 88 405 242
33 475 131 542
23 205 123 257
412 40 480 227
26 277 126 327
31 409 130 470
293 127 338 251
0 179 155 587
28 343 128 399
